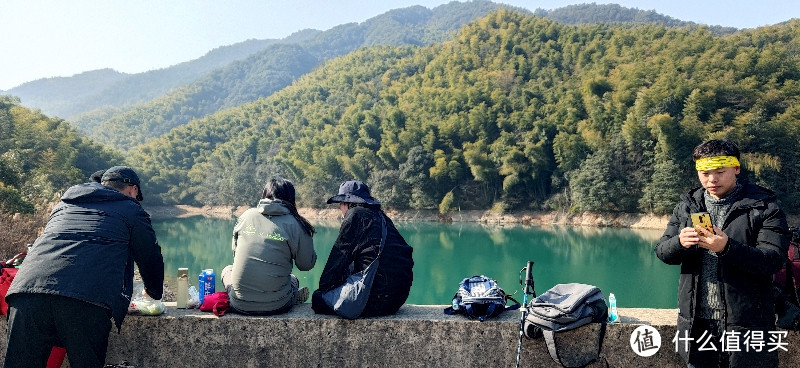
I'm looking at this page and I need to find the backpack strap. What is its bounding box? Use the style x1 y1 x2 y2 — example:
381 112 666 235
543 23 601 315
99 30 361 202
541 322 607 368
506 296 521 311
466 303 493 322
377 212 387 256
467 295 521 321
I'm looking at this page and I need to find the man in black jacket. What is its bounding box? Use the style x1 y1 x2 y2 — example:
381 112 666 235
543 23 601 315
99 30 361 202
4 166 164 368
655 140 789 367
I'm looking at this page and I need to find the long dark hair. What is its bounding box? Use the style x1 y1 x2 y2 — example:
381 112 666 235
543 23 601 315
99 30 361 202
262 177 315 236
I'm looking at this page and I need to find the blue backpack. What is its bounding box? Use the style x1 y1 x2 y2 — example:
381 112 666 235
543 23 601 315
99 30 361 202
444 275 520 321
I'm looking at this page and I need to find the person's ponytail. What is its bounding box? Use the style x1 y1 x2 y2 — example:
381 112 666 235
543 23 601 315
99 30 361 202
263 177 315 236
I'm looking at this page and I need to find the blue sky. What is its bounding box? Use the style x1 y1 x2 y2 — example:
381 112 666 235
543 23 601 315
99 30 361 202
0 0 796 90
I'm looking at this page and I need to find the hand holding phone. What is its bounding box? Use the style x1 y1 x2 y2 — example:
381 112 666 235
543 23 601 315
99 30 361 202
691 212 714 235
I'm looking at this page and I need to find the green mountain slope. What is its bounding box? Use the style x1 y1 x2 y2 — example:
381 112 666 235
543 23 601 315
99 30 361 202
129 11 800 215
534 3 737 34
69 1 518 151
0 96 122 214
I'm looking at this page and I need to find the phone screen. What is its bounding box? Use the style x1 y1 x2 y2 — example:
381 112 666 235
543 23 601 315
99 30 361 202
691 212 714 234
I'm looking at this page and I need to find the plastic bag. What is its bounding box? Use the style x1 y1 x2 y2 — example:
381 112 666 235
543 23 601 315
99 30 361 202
187 285 201 309
128 282 165 315
129 296 166 316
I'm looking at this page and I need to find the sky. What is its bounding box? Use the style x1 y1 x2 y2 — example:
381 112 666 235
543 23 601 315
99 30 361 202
0 0 797 91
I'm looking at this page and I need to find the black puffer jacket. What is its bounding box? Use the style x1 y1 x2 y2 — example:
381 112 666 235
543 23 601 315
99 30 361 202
655 183 789 366
315 206 414 315
8 182 164 329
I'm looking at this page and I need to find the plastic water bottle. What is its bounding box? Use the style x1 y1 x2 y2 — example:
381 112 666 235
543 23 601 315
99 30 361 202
177 268 189 309
608 293 619 323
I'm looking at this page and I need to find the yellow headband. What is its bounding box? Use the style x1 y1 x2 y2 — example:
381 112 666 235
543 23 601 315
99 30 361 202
695 156 740 171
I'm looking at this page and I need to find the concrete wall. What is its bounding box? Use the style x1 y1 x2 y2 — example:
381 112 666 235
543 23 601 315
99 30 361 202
2 305 800 367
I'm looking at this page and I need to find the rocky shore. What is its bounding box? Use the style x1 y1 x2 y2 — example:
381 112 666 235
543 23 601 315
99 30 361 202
144 204 674 230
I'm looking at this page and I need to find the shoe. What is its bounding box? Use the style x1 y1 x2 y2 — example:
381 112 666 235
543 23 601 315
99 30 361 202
296 287 309 305
104 362 134 368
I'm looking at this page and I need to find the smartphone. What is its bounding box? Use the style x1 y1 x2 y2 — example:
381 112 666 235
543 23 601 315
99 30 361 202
690 212 714 234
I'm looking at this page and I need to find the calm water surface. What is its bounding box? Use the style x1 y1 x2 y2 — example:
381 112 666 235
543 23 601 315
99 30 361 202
151 216 679 308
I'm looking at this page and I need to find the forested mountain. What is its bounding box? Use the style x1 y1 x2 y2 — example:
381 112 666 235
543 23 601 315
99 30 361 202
128 10 800 216
4 37 302 119
0 96 122 214
3 2 739 126
3 3 748 154
1 69 130 119
66 1 523 151
534 3 737 35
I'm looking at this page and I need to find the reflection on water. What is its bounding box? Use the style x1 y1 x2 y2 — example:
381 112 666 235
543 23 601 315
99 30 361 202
152 217 677 308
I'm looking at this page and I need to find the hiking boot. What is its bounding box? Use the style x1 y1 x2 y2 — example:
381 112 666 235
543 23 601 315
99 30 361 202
296 287 309 304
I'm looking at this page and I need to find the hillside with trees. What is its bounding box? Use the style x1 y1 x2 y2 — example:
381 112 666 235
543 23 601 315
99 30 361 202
0 96 122 214
127 10 800 215
64 1 524 151
533 3 737 35
9 2 736 153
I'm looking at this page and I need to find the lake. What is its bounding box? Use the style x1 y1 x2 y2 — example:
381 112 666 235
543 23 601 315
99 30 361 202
151 216 678 308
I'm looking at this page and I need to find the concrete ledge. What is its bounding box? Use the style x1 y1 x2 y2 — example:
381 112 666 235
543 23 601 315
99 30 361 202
3 305 800 367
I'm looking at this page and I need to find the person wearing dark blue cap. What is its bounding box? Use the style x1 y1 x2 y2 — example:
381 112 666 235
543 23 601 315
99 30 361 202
311 180 414 317
3 166 164 367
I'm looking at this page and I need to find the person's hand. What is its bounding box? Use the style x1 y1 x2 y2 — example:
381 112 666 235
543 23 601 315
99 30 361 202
679 227 700 249
696 225 728 253
142 289 151 299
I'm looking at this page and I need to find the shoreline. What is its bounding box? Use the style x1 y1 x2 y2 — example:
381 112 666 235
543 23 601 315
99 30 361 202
143 205 673 230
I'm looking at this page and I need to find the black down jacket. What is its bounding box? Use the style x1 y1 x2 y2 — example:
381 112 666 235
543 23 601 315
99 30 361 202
655 183 789 366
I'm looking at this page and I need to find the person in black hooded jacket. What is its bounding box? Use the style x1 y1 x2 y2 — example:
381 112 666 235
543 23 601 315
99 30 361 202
4 166 164 368
655 140 789 368
311 180 414 317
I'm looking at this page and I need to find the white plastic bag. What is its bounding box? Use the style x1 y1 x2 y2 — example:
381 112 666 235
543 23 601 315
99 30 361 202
187 285 201 309
127 282 166 315
130 296 166 316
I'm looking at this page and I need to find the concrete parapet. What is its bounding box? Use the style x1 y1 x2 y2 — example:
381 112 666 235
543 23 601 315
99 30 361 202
3 305 800 367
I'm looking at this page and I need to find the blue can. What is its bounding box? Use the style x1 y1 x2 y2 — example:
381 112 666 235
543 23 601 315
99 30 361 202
198 269 216 306
198 271 206 305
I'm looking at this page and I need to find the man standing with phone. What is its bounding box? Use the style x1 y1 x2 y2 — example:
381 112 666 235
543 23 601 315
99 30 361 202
655 139 789 367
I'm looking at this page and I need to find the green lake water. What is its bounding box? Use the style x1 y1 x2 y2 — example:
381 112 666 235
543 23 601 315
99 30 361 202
151 216 679 308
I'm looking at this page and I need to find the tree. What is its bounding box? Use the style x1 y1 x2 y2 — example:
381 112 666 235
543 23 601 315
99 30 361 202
399 146 436 209
640 155 684 214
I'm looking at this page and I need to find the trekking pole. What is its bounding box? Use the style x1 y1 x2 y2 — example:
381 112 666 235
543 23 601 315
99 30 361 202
515 261 534 368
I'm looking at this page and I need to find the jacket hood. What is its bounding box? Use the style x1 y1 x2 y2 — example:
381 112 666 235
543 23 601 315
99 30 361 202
61 182 138 204
257 199 292 216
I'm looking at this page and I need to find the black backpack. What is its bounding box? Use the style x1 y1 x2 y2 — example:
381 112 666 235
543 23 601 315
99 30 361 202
444 275 520 321
523 283 608 367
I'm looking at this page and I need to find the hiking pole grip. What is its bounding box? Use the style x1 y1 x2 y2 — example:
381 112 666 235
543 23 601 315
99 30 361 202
523 261 534 296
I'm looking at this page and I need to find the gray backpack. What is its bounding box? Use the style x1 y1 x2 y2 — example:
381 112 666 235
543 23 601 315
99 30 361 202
523 283 608 367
